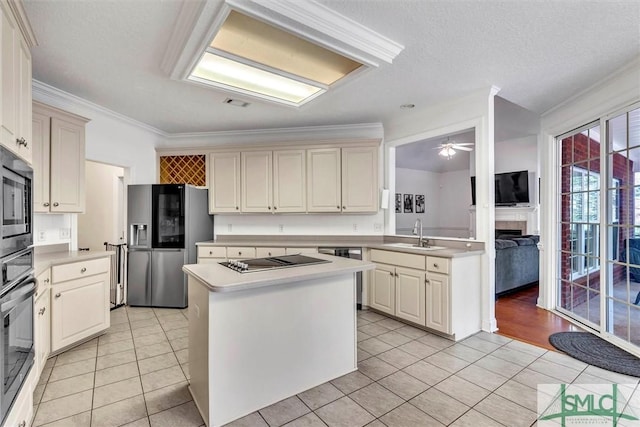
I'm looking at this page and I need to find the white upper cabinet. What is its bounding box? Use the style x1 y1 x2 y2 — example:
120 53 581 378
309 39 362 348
341 146 378 212
0 0 32 163
273 149 306 213
307 145 378 213
208 152 241 213
307 148 341 212
33 102 89 213
241 151 273 212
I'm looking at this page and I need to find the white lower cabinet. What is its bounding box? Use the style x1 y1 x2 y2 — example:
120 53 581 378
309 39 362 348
370 263 395 315
34 268 51 378
395 267 426 325
50 258 110 353
3 367 34 427
425 272 450 333
369 248 481 339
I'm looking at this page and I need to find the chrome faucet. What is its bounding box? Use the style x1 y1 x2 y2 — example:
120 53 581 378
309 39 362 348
412 219 425 247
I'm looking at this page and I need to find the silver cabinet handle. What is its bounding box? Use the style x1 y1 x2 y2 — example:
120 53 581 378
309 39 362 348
235 206 239 210
268 206 271 210
433 263 439 269
425 278 430 284
273 206 277 210
43 202 50 207
81 267 87 273
44 278 50 283
342 206 346 210
238 252 242 256
336 206 340 209
55 293 61 298
39 307 46 315
18 421 26 427
53 202 59 207
395 272 399 277
16 137 27 147
268 252 272 256
388 271 393 276
209 251 213 255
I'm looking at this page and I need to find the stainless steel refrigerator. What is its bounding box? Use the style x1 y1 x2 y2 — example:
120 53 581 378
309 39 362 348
127 184 213 308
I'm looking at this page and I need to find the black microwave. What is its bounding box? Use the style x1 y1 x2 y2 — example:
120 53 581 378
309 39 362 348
0 147 32 258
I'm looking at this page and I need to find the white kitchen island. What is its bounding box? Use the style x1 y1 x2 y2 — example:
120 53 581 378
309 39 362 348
182 254 374 427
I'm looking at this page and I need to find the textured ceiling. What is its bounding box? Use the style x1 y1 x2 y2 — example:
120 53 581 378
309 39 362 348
396 130 474 173
23 0 640 136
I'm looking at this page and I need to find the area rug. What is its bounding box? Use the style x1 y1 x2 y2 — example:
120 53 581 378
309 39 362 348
549 332 640 378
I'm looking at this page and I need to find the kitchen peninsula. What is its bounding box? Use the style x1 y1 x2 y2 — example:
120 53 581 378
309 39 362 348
182 253 374 427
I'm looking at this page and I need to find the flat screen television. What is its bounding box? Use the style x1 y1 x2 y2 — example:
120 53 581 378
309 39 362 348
470 170 530 206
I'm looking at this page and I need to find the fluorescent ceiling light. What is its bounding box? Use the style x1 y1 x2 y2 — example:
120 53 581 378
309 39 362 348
191 52 325 104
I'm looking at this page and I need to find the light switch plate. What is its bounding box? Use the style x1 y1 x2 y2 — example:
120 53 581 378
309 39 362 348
59 228 70 239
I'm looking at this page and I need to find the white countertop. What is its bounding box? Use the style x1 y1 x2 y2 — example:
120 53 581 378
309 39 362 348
183 253 374 293
34 250 115 276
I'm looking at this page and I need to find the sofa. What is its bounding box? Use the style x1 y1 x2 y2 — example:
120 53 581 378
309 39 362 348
495 234 540 296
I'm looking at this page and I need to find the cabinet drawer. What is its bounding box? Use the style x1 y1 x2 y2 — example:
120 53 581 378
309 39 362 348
370 250 426 270
197 246 226 259
35 268 51 299
52 257 110 283
426 256 449 274
286 247 317 254
226 247 256 259
256 247 286 258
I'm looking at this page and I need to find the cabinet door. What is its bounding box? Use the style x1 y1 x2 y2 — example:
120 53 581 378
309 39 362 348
241 151 272 212
0 3 17 151
273 149 305 212
208 152 241 213
341 146 378 212
425 273 450 333
32 111 50 212
51 273 109 352
395 267 426 325
50 117 85 212
15 34 31 163
307 148 341 212
370 263 395 315
34 289 50 377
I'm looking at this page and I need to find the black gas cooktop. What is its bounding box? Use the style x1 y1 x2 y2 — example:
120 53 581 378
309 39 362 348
220 254 330 273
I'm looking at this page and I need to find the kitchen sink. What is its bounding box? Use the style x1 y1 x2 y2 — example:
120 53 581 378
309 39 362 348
384 243 446 251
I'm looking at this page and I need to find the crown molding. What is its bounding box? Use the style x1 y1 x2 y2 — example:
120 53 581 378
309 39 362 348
32 80 168 137
160 122 384 148
8 0 37 47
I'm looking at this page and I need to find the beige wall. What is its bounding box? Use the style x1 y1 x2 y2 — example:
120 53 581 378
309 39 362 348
78 161 125 251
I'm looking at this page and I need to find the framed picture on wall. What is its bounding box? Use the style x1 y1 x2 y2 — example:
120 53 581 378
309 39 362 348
403 194 413 213
415 194 425 213
395 193 402 213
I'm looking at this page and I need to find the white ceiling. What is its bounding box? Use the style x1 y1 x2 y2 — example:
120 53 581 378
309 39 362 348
23 0 640 137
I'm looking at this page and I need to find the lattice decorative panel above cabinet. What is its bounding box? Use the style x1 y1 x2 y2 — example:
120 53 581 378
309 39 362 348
159 155 206 186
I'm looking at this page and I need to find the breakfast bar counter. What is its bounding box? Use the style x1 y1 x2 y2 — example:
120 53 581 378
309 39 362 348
182 254 374 427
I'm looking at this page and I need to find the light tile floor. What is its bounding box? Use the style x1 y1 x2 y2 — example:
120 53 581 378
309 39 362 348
31 307 640 427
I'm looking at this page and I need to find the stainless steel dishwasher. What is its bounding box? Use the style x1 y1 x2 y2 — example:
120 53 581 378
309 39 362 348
318 247 363 309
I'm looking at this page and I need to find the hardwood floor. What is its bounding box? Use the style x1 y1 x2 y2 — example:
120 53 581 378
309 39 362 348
495 284 583 351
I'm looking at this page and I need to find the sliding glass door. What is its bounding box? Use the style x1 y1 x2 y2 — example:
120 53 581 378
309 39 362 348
557 103 640 349
558 122 602 328
606 106 640 346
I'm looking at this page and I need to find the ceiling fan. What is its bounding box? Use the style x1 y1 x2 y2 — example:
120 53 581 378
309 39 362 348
434 138 474 159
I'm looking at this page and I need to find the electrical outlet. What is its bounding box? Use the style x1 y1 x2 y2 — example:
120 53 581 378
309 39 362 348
38 231 46 241
59 228 70 239
374 223 383 232
227 224 233 232
352 223 358 232
278 224 284 232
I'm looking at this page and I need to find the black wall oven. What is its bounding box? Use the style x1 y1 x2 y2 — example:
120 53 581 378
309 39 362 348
0 146 34 424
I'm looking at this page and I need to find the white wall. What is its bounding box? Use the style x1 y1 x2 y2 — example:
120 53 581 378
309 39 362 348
395 168 439 235
32 81 162 184
33 214 72 247
495 135 537 174
77 161 125 251
214 213 384 237
437 169 472 237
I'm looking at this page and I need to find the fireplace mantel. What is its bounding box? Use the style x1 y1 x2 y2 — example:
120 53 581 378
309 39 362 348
468 205 540 237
